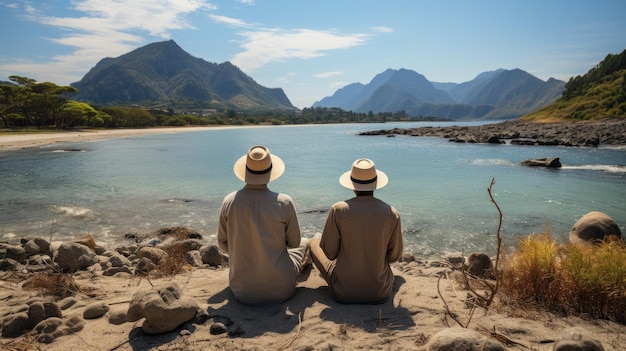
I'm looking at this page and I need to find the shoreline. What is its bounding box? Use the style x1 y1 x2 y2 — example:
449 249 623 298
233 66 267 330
2 235 625 350
0 126 244 151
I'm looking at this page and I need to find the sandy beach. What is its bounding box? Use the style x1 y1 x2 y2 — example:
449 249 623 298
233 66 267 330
1 251 625 351
0 127 233 151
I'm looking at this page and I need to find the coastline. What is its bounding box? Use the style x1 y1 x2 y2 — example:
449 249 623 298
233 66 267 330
0 126 236 151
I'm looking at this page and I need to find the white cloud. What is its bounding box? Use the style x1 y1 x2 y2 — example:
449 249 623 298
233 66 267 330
208 14 250 27
231 29 368 71
314 71 343 79
236 0 255 4
1 0 216 84
370 26 393 33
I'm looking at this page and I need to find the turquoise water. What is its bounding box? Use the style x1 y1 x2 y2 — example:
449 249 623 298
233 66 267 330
1 122 625 258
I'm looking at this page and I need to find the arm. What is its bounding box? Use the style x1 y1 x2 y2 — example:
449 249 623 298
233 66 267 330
320 205 341 260
217 197 230 253
283 196 301 248
386 208 403 263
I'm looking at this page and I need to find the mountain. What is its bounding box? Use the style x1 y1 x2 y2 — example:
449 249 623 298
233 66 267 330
70 40 295 111
523 48 626 121
313 68 565 120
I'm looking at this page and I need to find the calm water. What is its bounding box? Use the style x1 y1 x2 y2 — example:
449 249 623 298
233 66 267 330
1 122 625 258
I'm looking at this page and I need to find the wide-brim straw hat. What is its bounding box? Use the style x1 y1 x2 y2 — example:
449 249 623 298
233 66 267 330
339 158 388 191
234 145 285 184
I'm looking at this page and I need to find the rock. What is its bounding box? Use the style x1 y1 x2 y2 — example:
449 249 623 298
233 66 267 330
137 246 168 264
210 322 228 335
83 302 110 319
1 312 30 337
72 234 97 250
103 266 133 276
28 301 63 327
200 245 224 267
126 281 199 334
30 315 84 344
442 252 464 267
2 244 27 262
0 258 19 271
467 252 493 278
521 157 562 168
134 257 157 275
55 242 96 272
421 327 506 351
57 297 77 310
553 326 605 351
570 211 622 244
107 307 128 325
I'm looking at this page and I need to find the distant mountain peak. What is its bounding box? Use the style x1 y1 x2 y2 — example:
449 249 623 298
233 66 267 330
70 40 295 111
314 67 564 120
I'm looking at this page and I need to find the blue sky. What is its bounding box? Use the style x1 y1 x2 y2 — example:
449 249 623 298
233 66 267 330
1 0 625 109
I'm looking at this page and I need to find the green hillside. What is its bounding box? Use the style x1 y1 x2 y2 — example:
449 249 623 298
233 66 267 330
523 48 626 121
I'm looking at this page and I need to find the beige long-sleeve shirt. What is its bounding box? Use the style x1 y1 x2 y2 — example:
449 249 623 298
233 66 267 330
218 184 302 305
321 195 403 303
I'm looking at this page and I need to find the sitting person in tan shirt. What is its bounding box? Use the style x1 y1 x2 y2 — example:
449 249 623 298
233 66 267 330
310 158 403 304
218 145 309 306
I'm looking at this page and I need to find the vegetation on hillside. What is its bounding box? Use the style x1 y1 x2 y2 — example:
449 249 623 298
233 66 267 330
1 76 433 129
523 48 626 121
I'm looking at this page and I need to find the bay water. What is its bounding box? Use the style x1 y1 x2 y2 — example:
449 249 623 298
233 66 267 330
1 121 625 258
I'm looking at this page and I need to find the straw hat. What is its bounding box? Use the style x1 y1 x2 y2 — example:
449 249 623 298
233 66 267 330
233 145 285 184
339 158 388 191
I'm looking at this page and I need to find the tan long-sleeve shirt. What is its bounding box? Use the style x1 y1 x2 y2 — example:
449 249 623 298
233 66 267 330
218 184 301 305
321 195 403 303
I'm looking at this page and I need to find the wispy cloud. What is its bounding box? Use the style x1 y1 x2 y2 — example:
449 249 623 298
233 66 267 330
314 71 343 79
209 13 251 27
0 0 215 84
370 26 393 33
231 29 368 71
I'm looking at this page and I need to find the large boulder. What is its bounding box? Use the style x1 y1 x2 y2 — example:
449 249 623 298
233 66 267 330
570 211 622 244
55 243 97 272
126 281 199 334
520 157 561 168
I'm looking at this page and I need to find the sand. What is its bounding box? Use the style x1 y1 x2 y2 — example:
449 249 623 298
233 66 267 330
0 126 237 151
1 260 625 351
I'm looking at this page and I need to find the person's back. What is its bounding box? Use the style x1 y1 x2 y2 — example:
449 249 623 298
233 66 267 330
217 146 309 306
310 158 403 304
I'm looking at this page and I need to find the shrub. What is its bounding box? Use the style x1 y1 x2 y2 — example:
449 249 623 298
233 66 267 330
500 232 626 323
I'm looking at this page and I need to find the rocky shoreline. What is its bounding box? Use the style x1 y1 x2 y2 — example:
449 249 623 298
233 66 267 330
360 118 626 147
2 224 625 350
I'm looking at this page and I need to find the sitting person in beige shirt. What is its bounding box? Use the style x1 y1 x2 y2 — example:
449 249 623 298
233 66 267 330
310 158 403 304
218 145 309 306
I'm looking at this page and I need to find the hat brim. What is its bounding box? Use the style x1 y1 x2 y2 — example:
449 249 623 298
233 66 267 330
339 169 388 191
234 154 285 184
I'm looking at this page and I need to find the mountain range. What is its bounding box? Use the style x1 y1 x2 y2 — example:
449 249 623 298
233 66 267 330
313 68 565 120
69 40 565 119
70 40 295 111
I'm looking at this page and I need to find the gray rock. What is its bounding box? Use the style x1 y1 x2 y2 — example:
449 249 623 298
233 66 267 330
107 307 128 325
200 245 224 267
1 312 30 337
137 246 168 264
28 301 63 327
570 211 622 244
134 257 157 275
467 252 493 278
55 242 96 272
109 253 132 267
421 327 506 351
553 327 605 351
83 302 110 319
126 281 199 334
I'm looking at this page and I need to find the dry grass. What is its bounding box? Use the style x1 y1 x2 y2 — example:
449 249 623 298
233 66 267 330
155 243 191 276
499 231 626 323
21 272 80 299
